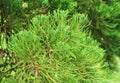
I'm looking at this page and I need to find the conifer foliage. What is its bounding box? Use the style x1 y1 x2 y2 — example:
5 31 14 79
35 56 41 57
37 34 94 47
0 0 119 83
4 11 107 83
77 0 120 69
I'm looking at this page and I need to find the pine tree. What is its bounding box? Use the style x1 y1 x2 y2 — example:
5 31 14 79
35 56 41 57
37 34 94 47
0 0 116 82
4 10 109 83
77 0 120 69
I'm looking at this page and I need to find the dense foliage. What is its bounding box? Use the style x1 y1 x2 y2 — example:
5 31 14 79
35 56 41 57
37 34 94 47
0 0 120 83
77 0 120 69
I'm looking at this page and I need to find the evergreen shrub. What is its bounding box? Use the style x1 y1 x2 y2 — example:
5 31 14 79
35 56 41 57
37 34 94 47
1 10 110 83
77 0 120 69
